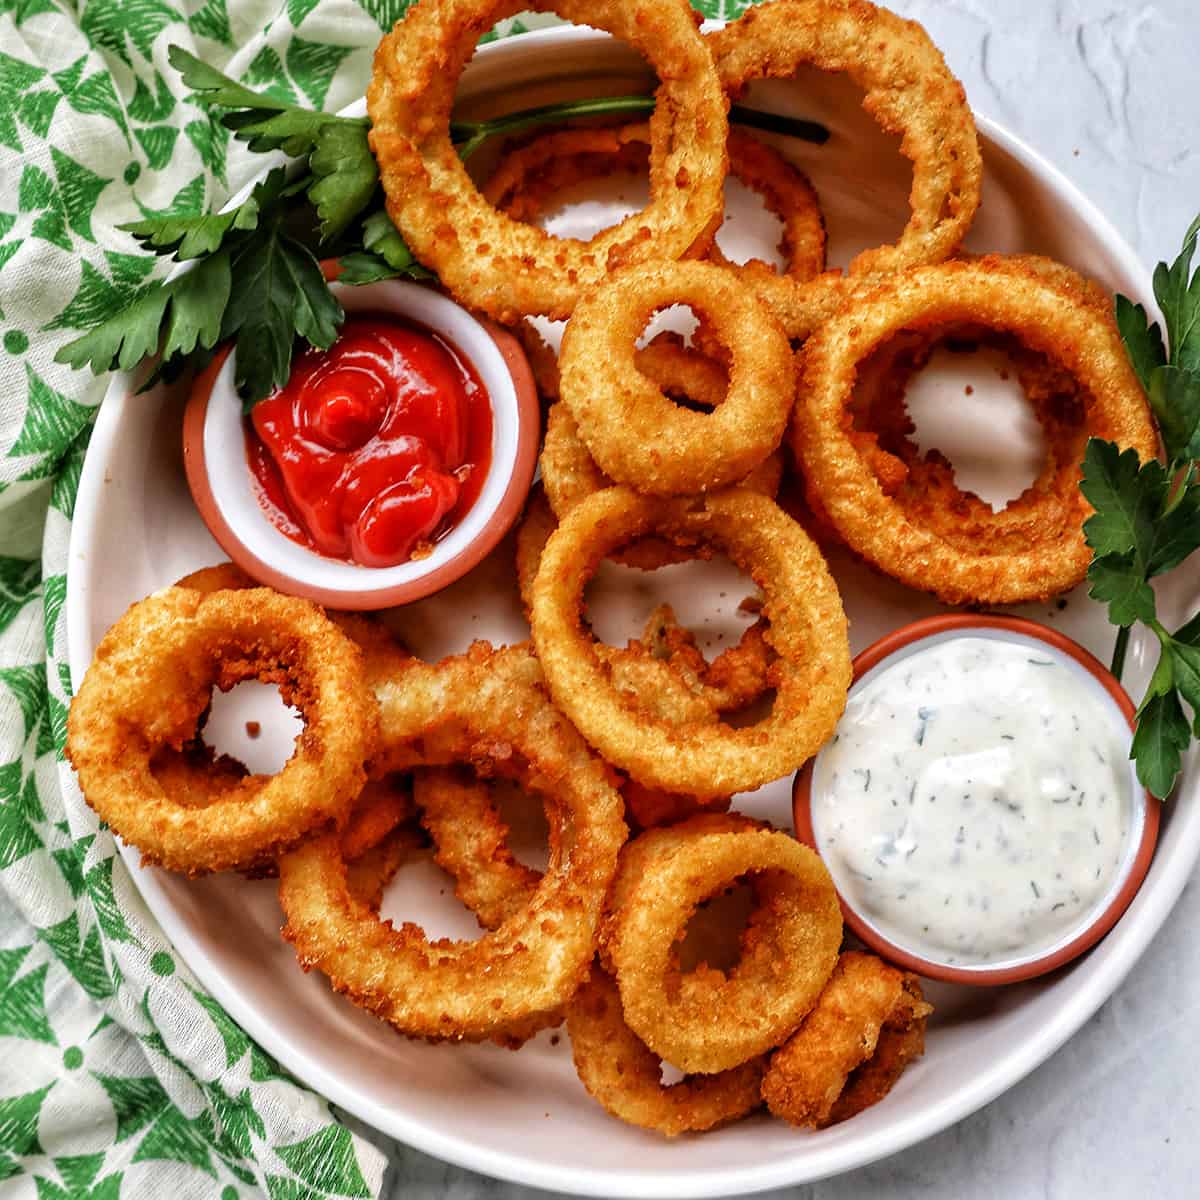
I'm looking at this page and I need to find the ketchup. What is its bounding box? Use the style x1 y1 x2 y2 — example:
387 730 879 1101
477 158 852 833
246 314 492 568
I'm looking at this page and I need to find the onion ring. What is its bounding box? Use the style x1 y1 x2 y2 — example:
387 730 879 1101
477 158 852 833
340 776 414 861
826 1017 927 1125
345 826 425 912
530 486 850 797
761 951 932 1127
566 965 765 1136
791 256 1159 604
600 815 842 1073
823 321 1091 558
707 0 982 338
483 122 826 283
367 0 728 323
414 766 540 931
541 330 783 568
558 261 795 495
67 587 377 875
281 644 625 1042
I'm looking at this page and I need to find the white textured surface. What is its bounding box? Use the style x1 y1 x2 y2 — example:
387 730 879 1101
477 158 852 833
363 4 1200 1196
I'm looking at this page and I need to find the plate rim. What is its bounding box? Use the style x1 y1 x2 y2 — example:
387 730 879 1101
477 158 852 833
61 24 1198 1198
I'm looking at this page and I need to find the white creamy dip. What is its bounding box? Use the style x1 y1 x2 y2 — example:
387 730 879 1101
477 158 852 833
811 635 1136 966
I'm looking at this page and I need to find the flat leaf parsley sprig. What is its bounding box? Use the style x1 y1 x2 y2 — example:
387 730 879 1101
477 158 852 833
55 45 829 408
1084 213 1200 798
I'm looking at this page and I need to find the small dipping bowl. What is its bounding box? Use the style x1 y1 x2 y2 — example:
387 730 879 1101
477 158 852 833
794 613 1159 986
183 277 539 610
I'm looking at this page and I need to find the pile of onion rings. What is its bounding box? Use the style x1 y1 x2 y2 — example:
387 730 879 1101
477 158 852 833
66 0 1173 1147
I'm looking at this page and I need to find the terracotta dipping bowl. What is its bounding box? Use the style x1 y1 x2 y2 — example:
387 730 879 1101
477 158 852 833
793 613 1160 986
182 277 540 610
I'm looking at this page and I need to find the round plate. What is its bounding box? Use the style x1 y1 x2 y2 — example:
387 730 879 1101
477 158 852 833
63 25 1200 1198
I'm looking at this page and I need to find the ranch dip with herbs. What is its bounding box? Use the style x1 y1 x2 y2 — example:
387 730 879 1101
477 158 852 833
810 635 1136 966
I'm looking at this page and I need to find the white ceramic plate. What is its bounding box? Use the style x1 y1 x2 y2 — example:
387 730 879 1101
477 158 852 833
64 26 1200 1198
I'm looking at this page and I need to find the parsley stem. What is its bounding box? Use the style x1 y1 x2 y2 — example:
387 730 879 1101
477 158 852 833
451 95 829 161
1111 625 1130 681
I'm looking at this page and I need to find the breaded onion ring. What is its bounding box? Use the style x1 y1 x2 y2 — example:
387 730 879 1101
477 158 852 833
345 826 425 912
367 0 728 323
67 587 376 876
567 965 765 1136
414 766 540 931
530 486 851 798
827 1017 927 1125
761 951 932 1127
280 644 626 1042
516 486 773 716
707 0 982 337
792 256 1160 604
639 602 774 717
340 776 413 862
541 331 782 569
559 261 795 495
484 122 826 284
820 319 1094 559
601 816 842 1073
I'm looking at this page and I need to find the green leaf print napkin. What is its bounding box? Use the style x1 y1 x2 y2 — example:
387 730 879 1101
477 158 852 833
0 2 543 1195
0 0 758 1193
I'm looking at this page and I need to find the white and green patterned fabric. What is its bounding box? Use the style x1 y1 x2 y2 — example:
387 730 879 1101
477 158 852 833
0 2 555 1196
0 0 747 1194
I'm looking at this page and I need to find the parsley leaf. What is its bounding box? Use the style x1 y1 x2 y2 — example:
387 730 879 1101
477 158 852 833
1080 440 1165 561
162 248 231 360
168 45 290 113
1114 294 1165 393
54 251 233 375
1131 688 1191 799
223 226 342 408
1152 212 1200 375
1148 364 1200 465
1167 640 1200 732
308 122 379 243
1086 552 1157 628
119 168 284 261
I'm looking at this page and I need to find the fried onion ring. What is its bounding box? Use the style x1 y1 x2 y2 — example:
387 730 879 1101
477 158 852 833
367 0 728 322
707 0 981 337
601 816 842 1073
558 261 795 495
530 487 850 797
516 486 773 716
340 776 414 862
761 951 932 1127
280 644 625 1042
484 122 826 284
791 256 1159 604
414 766 540 931
67 587 376 875
567 965 765 1136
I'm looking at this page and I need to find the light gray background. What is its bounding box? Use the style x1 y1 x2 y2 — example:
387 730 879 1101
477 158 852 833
356 2 1200 1197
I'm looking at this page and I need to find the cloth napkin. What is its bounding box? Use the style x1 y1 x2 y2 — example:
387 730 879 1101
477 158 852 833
0 0 743 1195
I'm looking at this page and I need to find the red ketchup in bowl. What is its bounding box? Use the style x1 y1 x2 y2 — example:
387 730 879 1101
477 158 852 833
246 314 492 568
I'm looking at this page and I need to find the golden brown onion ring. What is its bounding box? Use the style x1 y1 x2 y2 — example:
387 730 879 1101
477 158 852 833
567 965 765 1136
601 816 843 1073
280 644 625 1042
530 486 850 798
559 261 795 495
792 256 1160 604
707 0 982 338
761 951 932 1127
66 587 376 876
414 766 540 932
516 486 775 722
484 122 826 284
367 0 728 323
